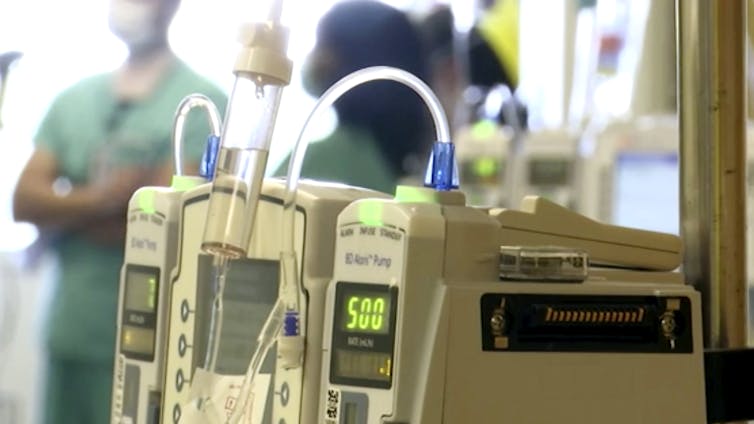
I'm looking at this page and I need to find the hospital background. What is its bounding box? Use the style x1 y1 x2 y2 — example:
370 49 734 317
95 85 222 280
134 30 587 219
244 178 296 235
0 0 751 423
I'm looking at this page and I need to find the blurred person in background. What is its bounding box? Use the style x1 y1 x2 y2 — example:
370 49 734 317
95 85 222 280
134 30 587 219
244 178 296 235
418 4 462 129
277 0 433 194
469 0 519 90
467 0 527 128
417 0 526 132
11 0 226 422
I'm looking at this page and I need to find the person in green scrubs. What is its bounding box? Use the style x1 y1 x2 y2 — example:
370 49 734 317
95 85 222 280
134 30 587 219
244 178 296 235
12 0 226 422
276 1 433 195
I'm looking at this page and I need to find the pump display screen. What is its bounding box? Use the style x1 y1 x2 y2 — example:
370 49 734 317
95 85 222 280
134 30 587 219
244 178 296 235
125 269 158 313
528 158 571 186
121 325 155 357
120 265 160 360
340 291 392 334
614 152 679 234
334 349 392 383
331 282 397 389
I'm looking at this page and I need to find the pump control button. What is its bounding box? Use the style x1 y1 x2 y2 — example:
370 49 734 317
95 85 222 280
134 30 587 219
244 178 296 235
176 369 185 391
279 382 290 406
173 404 181 424
181 300 190 322
178 334 188 357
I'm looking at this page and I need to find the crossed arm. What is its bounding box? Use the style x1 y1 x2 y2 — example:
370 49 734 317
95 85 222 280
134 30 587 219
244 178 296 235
12 148 175 246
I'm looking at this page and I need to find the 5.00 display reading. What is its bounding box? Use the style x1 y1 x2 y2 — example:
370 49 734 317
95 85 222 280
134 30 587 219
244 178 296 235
343 293 391 334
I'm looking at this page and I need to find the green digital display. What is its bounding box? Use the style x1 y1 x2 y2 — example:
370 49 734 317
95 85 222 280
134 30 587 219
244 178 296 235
341 291 392 334
125 269 159 313
120 265 160 360
334 349 392 383
121 325 155 356
331 282 397 389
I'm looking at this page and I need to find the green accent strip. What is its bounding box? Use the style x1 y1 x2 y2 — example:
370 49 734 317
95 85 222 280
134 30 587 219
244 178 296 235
394 186 437 204
138 189 156 214
358 202 384 226
170 175 204 192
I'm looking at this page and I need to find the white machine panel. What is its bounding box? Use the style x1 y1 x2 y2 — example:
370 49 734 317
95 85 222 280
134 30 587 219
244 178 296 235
112 184 195 424
444 281 704 423
509 129 580 210
579 115 679 234
581 116 754 341
613 151 678 233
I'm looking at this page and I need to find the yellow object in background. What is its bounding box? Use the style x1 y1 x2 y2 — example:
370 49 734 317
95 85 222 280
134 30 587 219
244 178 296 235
478 0 520 86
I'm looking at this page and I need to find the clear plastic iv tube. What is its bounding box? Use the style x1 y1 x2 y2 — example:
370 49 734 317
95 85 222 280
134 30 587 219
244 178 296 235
198 2 292 420
170 94 225 372
227 66 451 424
201 81 285 258
203 255 228 371
172 94 222 176
226 298 286 424
267 0 283 22
282 66 450 252
201 0 292 258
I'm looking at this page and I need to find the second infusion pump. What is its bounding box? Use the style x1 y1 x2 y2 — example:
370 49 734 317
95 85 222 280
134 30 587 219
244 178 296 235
319 189 706 424
112 182 202 424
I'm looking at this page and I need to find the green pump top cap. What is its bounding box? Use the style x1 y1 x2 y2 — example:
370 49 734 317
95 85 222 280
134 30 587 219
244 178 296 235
136 175 205 214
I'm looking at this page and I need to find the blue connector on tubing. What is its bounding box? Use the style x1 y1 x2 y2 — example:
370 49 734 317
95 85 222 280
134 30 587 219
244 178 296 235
200 134 221 180
424 141 459 191
284 310 300 337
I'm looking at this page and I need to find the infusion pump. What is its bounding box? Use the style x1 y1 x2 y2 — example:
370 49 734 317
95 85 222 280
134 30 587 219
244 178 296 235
319 188 706 424
454 120 512 208
160 179 388 424
508 129 580 210
579 115 679 234
114 178 708 423
112 176 206 424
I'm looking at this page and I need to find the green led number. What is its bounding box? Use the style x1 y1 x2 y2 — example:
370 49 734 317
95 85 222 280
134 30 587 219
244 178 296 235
347 297 360 330
148 277 157 310
358 298 372 329
346 295 387 332
372 298 385 330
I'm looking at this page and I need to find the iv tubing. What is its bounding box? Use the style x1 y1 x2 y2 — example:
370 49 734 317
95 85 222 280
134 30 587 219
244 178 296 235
171 94 224 372
267 0 283 22
225 299 285 424
284 66 450 251
228 66 450 424
171 94 222 176
203 255 228 371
